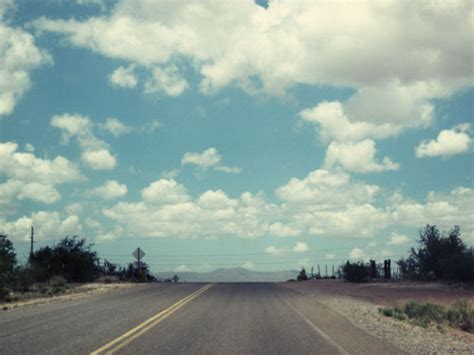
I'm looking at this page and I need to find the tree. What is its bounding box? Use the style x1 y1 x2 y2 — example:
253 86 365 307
29 236 100 282
0 234 17 290
297 267 308 281
172 274 179 283
342 261 369 283
398 225 474 282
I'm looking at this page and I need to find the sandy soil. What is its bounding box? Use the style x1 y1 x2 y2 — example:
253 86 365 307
1 282 137 311
282 280 474 354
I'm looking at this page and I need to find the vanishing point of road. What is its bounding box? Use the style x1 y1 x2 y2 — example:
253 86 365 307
0 283 405 355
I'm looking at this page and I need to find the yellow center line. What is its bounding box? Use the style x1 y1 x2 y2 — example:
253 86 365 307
90 284 214 355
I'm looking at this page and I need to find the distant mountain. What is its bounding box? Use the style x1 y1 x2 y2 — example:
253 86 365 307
156 267 298 282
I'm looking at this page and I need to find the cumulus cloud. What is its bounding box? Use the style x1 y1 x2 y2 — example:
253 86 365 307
81 149 117 170
181 147 240 174
89 180 127 200
324 139 399 173
32 0 473 98
349 247 367 261
1 211 82 241
387 232 410 246
50 113 118 170
300 101 398 143
101 117 132 136
108 65 137 88
293 242 309 253
415 124 472 159
265 246 287 255
144 65 188 96
0 179 60 206
0 14 51 117
0 141 82 185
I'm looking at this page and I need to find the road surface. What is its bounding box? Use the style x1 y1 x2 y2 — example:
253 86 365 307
0 283 405 354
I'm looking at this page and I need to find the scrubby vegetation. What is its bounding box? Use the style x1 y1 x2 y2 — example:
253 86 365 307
379 300 474 333
397 225 474 282
341 261 369 283
0 233 155 303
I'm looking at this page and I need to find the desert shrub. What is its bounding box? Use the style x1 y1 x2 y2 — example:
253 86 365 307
12 266 34 293
398 225 474 282
379 307 406 320
49 275 67 287
0 287 10 301
297 268 308 281
30 236 100 282
403 301 445 328
446 300 474 333
342 261 369 283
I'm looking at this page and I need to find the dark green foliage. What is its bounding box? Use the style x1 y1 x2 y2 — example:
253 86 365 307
341 261 369 283
0 234 16 286
397 225 474 282
29 236 100 282
172 274 179 283
446 300 474 333
381 300 473 333
297 267 308 281
117 262 156 283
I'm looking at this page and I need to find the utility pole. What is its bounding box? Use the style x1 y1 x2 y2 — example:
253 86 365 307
332 265 335 278
317 264 320 277
30 226 35 259
325 264 328 277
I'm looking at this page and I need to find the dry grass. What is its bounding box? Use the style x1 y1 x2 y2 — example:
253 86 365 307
1 282 136 311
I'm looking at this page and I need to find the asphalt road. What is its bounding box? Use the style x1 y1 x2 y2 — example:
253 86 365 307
0 283 405 355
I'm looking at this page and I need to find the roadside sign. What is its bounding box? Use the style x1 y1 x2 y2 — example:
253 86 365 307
132 247 145 260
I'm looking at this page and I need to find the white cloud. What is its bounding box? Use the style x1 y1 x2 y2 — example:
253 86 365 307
24 143 35 152
324 139 399 173
416 124 472 159
268 222 301 237
51 113 118 170
141 179 190 205
2 211 82 241
0 19 51 117
265 246 287 255
32 1 472 103
349 247 367 261
182 147 221 168
388 232 410 246
0 179 60 206
181 147 240 174
293 242 309 253
242 261 256 270
102 117 132 137
89 180 127 200
144 65 188 96
300 101 398 143
175 264 191 272
51 113 104 149
0 141 82 185
81 149 117 170
108 65 137 88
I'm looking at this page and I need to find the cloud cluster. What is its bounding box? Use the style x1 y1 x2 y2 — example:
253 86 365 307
181 147 240 174
50 113 118 170
88 180 127 200
0 4 51 117
0 141 82 211
416 124 472 159
32 0 473 97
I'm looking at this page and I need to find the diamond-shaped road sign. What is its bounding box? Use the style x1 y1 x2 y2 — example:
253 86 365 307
132 247 145 260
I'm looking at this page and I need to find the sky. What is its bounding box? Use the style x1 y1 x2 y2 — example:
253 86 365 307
0 0 473 274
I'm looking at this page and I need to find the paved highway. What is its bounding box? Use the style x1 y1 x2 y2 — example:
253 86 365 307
0 283 404 354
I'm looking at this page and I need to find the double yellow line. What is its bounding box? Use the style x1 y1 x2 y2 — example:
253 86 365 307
91 284 214 355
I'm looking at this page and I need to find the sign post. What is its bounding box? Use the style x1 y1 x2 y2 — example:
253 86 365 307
132 247 146 281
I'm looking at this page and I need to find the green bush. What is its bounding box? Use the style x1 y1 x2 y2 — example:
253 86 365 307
342 261 369 283
446 300 474 333
404 301 445 327
0 287 10 301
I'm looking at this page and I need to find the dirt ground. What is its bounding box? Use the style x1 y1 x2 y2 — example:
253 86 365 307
284 279 474 307
1 282 137 311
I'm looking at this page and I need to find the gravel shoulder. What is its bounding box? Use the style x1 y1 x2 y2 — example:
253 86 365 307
282 281 474 354
1 282 136 311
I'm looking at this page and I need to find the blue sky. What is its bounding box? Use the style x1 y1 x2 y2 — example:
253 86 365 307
1 0 473 273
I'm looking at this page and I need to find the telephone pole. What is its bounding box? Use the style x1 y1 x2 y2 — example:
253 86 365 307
30 226 35 259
